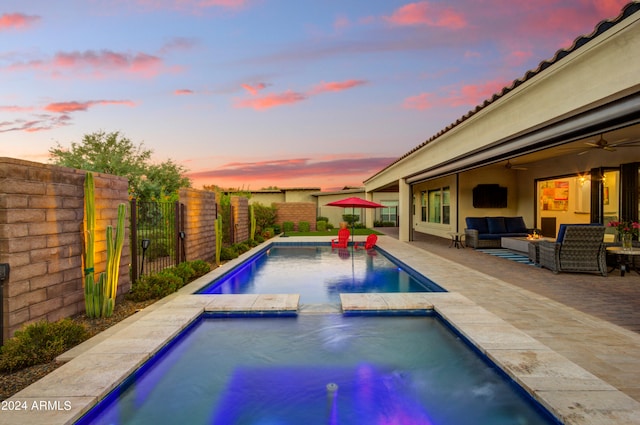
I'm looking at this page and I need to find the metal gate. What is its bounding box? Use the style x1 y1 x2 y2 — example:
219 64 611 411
130 200 186 283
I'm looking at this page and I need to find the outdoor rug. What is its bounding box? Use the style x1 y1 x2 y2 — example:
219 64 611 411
476 248 535 266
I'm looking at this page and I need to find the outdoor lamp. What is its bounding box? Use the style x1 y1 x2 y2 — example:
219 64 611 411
140 239 151 276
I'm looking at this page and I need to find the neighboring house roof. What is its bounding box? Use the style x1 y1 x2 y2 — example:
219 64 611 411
365 1 640 183
311 187 365 197
231 187 321 194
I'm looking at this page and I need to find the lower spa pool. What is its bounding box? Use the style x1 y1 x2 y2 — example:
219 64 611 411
77 314 558 425
197 244 444 303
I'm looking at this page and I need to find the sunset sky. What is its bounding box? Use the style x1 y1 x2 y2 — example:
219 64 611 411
0 0 630 191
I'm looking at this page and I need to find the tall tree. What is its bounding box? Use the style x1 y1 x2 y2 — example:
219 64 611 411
49 130 191 200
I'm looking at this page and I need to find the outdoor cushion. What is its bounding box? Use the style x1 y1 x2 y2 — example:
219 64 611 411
487 217 507 234
504 216 527 233
465 217 489 234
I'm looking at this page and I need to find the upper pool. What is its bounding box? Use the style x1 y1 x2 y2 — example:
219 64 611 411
196 243 445 303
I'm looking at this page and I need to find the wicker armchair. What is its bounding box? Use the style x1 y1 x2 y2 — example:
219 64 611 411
538 225 607 276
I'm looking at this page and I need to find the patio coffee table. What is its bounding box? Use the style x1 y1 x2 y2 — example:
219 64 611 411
606 246 640 277
501 237 553 264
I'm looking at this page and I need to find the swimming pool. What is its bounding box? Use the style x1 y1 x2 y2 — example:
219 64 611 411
76 314 559 425
197 243 444 303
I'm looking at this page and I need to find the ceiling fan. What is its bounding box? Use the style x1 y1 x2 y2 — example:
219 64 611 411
504 160 528 170
577 134 640 155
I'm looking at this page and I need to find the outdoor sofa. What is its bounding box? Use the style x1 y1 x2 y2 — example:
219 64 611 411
464 216 531 248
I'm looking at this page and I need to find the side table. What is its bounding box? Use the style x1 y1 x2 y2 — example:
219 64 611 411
606 246 640 277
448 232 465 249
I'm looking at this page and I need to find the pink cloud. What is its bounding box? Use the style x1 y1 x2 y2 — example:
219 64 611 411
0 105 34 113
44 100 135 113
0 114 71 133
309 79 367 95
131 0 247 12
53 50 163 77
402 93 436 110
174 89 194 95
385 1 466 29
241 82 267 96
235 90 307 110
334 15 350 31
186 156 396 190
0 13 40 30
6 49 165 79
403 78 510 110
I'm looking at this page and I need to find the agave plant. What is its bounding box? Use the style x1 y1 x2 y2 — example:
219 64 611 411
83 172 126 318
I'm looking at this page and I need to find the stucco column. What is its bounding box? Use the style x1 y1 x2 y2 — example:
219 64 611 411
365 192 374 228
398 179 411 241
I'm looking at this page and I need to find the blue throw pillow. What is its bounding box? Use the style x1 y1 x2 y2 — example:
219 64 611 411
466 217 488 234
487 217 507 234
504 216 527 233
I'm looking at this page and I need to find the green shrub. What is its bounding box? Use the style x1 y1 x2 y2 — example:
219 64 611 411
252 203 277 234
234 243 250 254
172 262 196 283
273 224 281 234
190 260 211 277
262 228 274 239
326 223 335 230
298 221 310 232
342 214 359 226
220 246 239 261
316 220 327 231
248 239 260 247
317 216 329 222
127 272 183 302
0 319 89 373
282 221 294 232
255 234 265 243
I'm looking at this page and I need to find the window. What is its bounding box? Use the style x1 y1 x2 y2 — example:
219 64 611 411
380 201 398 225
421 187 450 225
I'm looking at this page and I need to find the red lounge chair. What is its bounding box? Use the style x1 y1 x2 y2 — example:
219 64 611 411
355 234 378 250
331 228 350 249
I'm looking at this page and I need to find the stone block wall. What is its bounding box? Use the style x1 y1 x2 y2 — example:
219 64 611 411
179 188 216 263
231 196 249 243
274 202 317 231
0 158 130 342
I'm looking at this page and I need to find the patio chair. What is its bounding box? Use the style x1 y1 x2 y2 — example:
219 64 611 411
538 225 607 276
355 234 378 250
331 228 350 249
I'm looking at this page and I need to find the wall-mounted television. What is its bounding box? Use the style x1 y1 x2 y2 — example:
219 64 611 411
472 184 507 208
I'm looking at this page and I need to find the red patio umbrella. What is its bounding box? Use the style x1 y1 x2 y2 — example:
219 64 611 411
325 197 384 242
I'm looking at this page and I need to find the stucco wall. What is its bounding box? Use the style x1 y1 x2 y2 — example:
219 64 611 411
0 158 130 341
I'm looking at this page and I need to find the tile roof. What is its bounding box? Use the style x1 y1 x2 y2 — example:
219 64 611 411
365 1 640 183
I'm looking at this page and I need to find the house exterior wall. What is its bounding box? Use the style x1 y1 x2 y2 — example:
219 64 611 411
365 13 640 193
249 192 284 206
0 158 130 341
366 11 640 241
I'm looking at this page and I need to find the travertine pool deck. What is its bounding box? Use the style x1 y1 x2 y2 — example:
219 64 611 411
2 235 640 424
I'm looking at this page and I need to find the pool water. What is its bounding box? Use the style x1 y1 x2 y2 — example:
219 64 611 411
77 315 557 425
197 245 443 303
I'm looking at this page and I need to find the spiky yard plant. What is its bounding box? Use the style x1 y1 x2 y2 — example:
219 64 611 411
215 214 223 266
249 204 256 241
83 172 126 318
